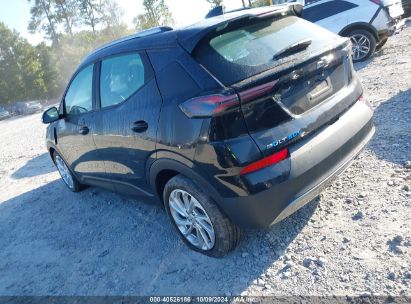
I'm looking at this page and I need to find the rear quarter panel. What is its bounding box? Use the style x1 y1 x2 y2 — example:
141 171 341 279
346 0 378 23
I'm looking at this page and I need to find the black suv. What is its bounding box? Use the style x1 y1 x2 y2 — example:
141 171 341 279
43 4 374 257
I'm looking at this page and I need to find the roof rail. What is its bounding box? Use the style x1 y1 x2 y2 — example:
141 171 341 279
81 26 173 64
135 26 173 38
107 26 173 46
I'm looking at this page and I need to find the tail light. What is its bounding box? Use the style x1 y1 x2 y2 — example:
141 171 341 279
358 95 373 108
179 90 240 118
240 148 289 175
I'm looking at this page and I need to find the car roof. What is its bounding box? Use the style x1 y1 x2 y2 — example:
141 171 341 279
80 4 296 67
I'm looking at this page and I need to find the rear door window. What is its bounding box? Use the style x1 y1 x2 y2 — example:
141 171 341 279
194 15 340 85
303 1 358 23
100 52 146 108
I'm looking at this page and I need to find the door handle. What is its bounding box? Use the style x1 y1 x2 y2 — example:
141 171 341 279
132 121 148 133
79 126 89 135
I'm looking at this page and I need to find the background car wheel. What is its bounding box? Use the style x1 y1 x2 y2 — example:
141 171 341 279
348 29 376 62
163 175 242 258
376 37 388 51
53 151 85 192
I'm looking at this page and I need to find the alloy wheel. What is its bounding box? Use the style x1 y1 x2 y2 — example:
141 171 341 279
169 189 216 251
55 155 74 190
350 34 371 61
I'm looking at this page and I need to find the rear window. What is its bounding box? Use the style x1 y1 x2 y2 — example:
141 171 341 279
194 15 339 85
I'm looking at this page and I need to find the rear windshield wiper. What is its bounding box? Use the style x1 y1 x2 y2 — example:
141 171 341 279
273 39 312 61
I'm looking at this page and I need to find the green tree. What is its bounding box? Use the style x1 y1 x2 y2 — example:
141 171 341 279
36 43 64 98
0 22 47 104
133 0 174 31
78 0 103 33
28 0 60 44
101 0 130 39
54 0 78 36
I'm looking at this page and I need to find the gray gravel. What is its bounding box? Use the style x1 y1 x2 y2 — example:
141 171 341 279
0 22 410 297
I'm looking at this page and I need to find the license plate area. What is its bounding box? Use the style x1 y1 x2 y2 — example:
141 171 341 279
308 79 331 101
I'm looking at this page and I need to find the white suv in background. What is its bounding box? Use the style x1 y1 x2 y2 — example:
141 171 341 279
300 0 405 61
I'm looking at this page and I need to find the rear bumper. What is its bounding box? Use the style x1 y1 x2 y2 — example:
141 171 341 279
219 100 374 229
273 123 374 225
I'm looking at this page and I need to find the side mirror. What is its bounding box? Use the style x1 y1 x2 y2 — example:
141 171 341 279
42 107 60 124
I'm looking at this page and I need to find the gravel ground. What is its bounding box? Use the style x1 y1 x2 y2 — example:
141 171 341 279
0 23 410 297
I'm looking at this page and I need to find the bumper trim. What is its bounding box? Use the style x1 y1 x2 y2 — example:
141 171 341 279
272 125 375 225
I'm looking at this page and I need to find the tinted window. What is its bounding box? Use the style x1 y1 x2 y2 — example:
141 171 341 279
209 17 324 67
194 15 339 85
65 65 94 115
100 53 145 108
303 1 358 23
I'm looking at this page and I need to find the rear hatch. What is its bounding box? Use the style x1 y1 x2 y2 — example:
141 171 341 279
192 13 356 155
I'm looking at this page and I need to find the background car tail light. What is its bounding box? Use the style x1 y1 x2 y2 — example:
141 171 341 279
240 148 289 175
179 90 240 118
369 0 383 6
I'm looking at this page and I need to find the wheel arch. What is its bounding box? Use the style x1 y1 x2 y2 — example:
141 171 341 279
339 22 379 41
149 158 222 206
47 144 57 164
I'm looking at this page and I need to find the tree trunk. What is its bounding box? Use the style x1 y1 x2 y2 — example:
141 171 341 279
60 6 74 36
87 0 96 34
40 0 59 44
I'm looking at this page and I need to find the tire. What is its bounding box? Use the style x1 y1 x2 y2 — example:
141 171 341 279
53 151 85 192
163 175 242 257
376 37 388 51
347 29 376 62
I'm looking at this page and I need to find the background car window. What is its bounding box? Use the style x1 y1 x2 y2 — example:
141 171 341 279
64 64 94 115
100 53 145 108
303 1 358 23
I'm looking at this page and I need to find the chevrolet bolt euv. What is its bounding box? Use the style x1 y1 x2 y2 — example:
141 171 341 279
42 4 374 257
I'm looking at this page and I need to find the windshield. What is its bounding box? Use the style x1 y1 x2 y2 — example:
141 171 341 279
194 15 342 84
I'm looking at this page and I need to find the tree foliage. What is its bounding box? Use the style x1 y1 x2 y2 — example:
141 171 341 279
54 0 78 36
133 0 174 31
78 0 103 33
28 0 60 44
0 22 47 104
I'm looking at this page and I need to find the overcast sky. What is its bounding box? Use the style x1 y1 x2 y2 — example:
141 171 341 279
0 0 244 45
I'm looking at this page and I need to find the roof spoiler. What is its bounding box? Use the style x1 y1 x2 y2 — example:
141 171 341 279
180 4 304 53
